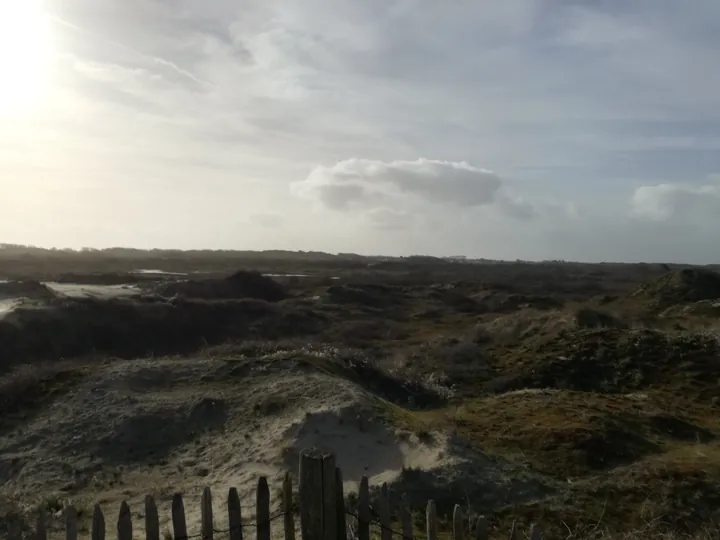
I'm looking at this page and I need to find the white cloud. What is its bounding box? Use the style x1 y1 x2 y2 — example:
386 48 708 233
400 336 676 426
631 181 720 221
294 158 512 210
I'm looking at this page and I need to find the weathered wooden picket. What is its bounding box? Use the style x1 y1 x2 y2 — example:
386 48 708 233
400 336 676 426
23 449 541 540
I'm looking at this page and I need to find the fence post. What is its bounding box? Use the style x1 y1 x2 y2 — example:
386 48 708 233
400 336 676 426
257 477 271 540
92 504 105 540
66 504 78 540
452 505 464 540
426 501 437 540
172 494 188 540
474 516 487 540
336 468 347 540
145 496 160 540
228 488 244 540
401 503 413 540
117 501 132 540
283 473 296 540
299 448 337 540
202 487 214 540
379 484 391 540
36 507 47 540
358 476 370 540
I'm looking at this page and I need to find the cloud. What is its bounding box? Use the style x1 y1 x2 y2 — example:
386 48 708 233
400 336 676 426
248 213 285 228
631 181 720 221
365 208 416 231
293 158 522 212
495 194 538 221
48 14 210 86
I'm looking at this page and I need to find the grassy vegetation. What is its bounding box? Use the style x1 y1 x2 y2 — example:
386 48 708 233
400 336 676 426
426 390 715 476
0 363 91 433
3 252 720 537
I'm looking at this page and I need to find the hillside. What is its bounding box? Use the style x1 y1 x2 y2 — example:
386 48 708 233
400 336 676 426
2 263 720 539
630 268 720 309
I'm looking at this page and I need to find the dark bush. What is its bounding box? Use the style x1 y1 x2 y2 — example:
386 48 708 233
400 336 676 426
155 270 288 302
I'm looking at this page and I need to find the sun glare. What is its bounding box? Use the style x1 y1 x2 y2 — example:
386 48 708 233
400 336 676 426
0 0 52 116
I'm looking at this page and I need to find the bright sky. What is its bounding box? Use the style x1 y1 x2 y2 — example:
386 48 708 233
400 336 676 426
1 1 720 263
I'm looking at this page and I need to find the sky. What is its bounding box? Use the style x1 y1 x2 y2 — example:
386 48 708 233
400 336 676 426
1 0 720 263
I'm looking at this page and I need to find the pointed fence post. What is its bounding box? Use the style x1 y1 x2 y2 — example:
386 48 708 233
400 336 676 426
257 477 271 540
91 504 105 540
145 496 160 540
228 488 243 540
117 502 132 540
172 494 188 540
202 487 214 540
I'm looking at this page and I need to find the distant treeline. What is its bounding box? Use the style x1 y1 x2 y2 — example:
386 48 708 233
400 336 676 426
1 243 709 267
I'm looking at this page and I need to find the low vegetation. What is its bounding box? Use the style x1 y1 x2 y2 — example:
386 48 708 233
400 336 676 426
2 249 720 538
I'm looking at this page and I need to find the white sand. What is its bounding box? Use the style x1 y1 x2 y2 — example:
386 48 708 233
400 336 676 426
0 282 140 319
0 299 20 317
44 282 140 299
0 357 449 537
282 405 448 487
132 269 188 276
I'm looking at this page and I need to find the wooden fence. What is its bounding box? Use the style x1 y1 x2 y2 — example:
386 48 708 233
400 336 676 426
21 449 541 540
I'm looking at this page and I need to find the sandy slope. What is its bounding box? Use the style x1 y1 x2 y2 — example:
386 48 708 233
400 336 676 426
0 299 20 317
0 357 452 537
0 282 140 321
44 282 140 299
1 350 561 539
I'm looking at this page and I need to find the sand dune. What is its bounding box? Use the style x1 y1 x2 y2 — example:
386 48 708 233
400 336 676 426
0 356 453 537
44 282 140 299
0 281 140 321
0 299 20 317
